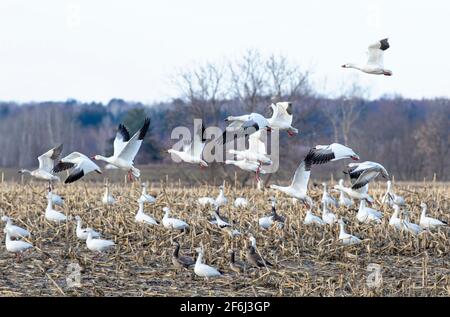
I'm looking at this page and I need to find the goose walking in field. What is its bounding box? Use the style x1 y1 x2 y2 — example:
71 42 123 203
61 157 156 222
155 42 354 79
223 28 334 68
162 207 189 231
171 241 195 270
139 182 156 203
168 123 208 167
92 118 151 181
382 180 405 207
356 200 383 224
219 112 270 145
419 202 447 230
338 219 362 246
228 249 247 274
2 216 31 239
4 230 33 260
258 197 285 229
53 152 102 184
86 229 115 253
228 130 272 165
337 179 354 207
342 38 393 76
246 235 273 268
19 144 63 183
45 190 66 223
135 199 159 226
345 161 389 190
303 208 325 226
322 202 337 225
322 183 338 208
102 184 115 205
267 102 299 136
74 216 101 240
234 197 248 208
194 247 222 279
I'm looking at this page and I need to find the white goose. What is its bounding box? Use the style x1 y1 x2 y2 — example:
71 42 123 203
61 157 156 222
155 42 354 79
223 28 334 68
303 208 325 226
4 231 33 256
162 207 189 230
267 102 298 136
86 229 115 253
322 202 337 225
45 192 66 223
92 118 151 181
219 112 270 145
53 152 102 184
356 200 383 224
259 197 285 229
228 130 272 165
419 202 447 230
102 184 116 205
402 211 423 236
338 219 362 246
50 192 64 206
194 247 222 279
19 144 63 183
234 197 248 208
337 179 354 207
322 182 338 208
389 204 404 230
139 182 156 203
74 216 101 240
212 209 231 228
382 180 405 207
342 38 392 76
333 183 373 203
345 161 389 190
1 216 31 239
225 159 265 181
168 123 207 167
135 199 159 226
215 185 228 207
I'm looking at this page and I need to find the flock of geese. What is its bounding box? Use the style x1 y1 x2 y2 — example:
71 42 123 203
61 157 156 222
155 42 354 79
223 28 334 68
2 38 449 278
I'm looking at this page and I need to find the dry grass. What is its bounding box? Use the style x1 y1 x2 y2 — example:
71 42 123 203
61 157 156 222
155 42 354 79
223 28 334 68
0 180 449 297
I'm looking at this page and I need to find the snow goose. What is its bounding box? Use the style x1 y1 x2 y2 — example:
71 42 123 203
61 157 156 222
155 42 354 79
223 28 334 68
333 182 373 203
338 219 362 246
102 184 115 205
322 202 337 225
139 182 156 203
219 112 270 145
208 206 230 225
259 197 285 229
171 241 195 270
48 183 64 206
382 181 405 207
345 161 389 190
212 209 231 229
45 191 66 223
135 199 159 226
234 197 248 208
267 102 299 136
389 205 404 230
19 144 63 183
215 185 228 207
228 130 272 165
74 216 101 240
228 249 247 274
194 247 222 279
322 182 338 208
53 152 102 184
168 123 208 167
402 211 423 236
303 208 325 226
225 159 266 181
337 179 354 207
1 216 31 239
356 200 383 224
342 38 393 76
419 202 447 230
86 229 115 253
4 230 33 260
92 118 151 181
246 235 273 268
162 207 189 231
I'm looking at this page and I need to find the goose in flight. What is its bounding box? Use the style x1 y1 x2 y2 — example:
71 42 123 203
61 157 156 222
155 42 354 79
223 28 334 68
419 203 447 230
333 182 373 203
2 216 31 239
342 38 392 76
218 112 270 145
225 159 266 182
381 180 405 207
345 161 389 190
92 118 151 181
267 102 299 136
338 219 362 246
168 123 208 167
53 152 102 184
19 144 63 183
228 130 272 165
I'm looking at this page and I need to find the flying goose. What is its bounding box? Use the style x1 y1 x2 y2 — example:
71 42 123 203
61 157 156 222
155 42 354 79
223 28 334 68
342 38 393 76
162 207 189 231
102 184 116 205
228 249 247 274
171 241 195 270
1 216 31 239
139 182 156 203
85 229 115 253
267 102 299 136
19 144 63 183
259 197 285 229
234 197 248 208
338 219 362 246
45 189 66 223
135 199 159 226
303 208 325 226
219 112 270 145
228 130 272 165
322 202 337 225
194 247 222 279
74 216 101 240
225 159 266 181
356 200 383 224
246 235 273 268
92 118 151 181
419 202 447 230
333 182 373 203
336 179 354 207
345 161 389 190
168 123 208 167
322 183 338 208
4 230 33 260
382 180 405 207
53 152 102 184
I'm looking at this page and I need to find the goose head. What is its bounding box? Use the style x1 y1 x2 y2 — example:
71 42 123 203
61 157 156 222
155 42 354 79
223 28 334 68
74 215 81 221
1 215 10 222
163 207 171 215
420 202 427 209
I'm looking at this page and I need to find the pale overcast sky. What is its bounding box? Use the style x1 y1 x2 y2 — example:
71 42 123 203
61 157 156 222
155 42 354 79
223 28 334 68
0 0 448 103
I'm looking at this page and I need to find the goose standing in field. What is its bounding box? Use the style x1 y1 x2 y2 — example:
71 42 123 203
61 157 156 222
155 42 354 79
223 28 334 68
342 38 393 76
215 185 228 207
74 216 101 240
402 211 423 236
228 130 272 165
1 216 31 239
171 241 195 270
19 144 63 183
389 204 404 230
322 202 337 225
194 247 222 279
246 235 273 268
322 183 338 208
419 202 448 230
162 207 189 231
139 182 156 203
135 199 159 226
50 192 64 206
86 229 115 253
234 197 248 208
345 161 389 190
208 206 230 225
267 102 299 136
225 159 266 181
45 189 67 223
53 152 102 184
228 249 247 274
338 219 362 246
211 208 231 229
102 184 116 205
218 112 270 145
168 123 208 167
92 118 151 181
337 179 354 208
382 180 405 207
303 208 325 226
4 230 33 260
259 197 285 229
356 200 383 224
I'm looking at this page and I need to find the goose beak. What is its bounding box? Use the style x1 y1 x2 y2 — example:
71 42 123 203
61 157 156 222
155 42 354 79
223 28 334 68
91 156 96 160
341 64 346 68
351 155 360 161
